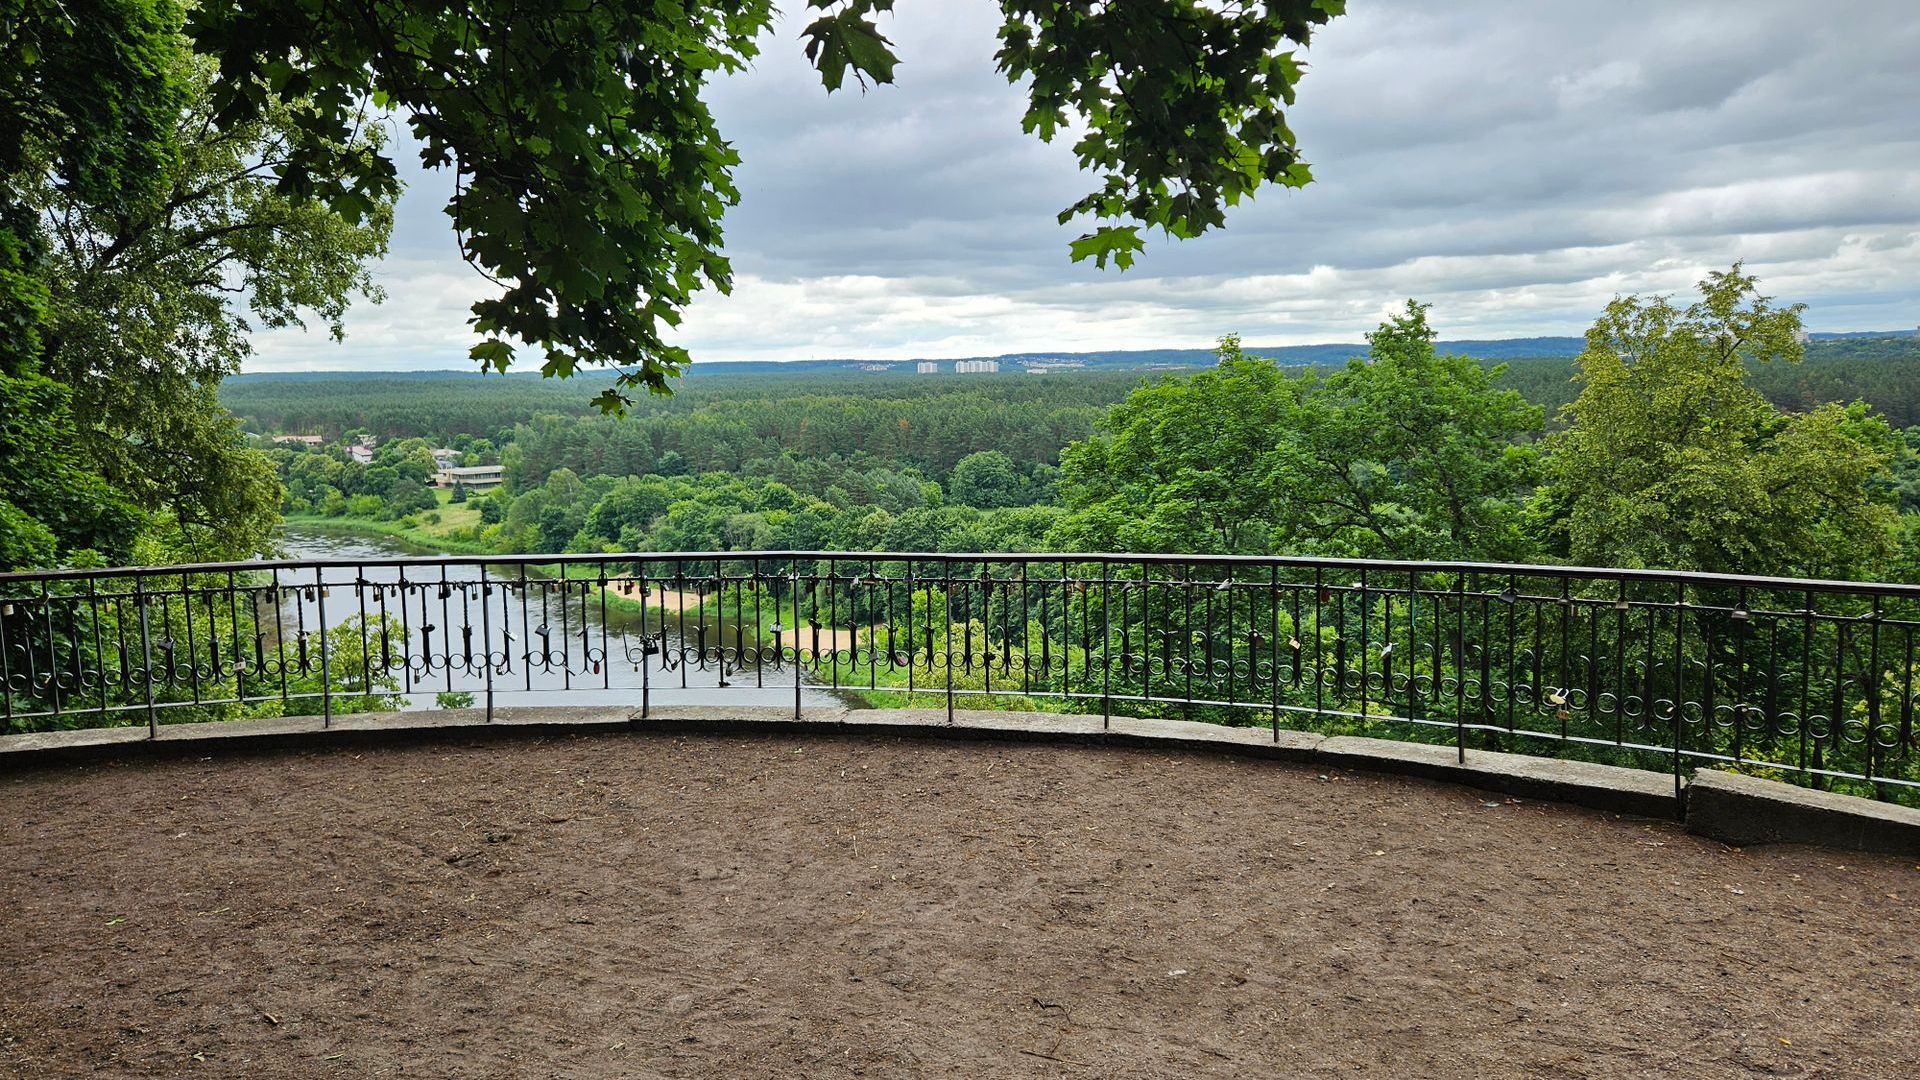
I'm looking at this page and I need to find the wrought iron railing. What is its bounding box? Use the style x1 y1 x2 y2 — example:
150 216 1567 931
4 552 1919 802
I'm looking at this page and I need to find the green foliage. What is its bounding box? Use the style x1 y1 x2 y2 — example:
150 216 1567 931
0 0 188 370
0 371 143 567
1055 336 1303 553
993 0 1344 268
165 1 1346 403
279 615 409 716
1055 311 1543 559
1277 302 1542 559
3 27 392 565
948 450 1025 509
1538 266 1901 578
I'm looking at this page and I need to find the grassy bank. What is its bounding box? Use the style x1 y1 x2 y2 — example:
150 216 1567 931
281 489 495 555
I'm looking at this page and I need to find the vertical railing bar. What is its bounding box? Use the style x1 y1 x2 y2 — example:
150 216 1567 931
1557 576 1572 742
944 555 955 726
180 574 201 707
441 564 456 695
1504 573 1517 736
828 555 840 697
1671 580 1685 802
1102 557 1113 729
1613 579 1628 749
520 562 534 692
904 558 917 701
1403 568 1416 731
0 586 15 731
1269 563 1281 740
558 564 573 692
1183 561 1194 710
271 568 287 708
374 574 391 699
1221 565 1233 708
1831 610 1849 792
136 575 157 737
479 563 496 721
753 557 765 690
1731 585 1749 767
1869 592 1884 796
158 576 177 709
315 566 332 728
1313 565 1325 720
225 570 244 709
791 566 802 721
93 576 112 721
1455 573 1468 762
1360 569 1372 724
1799 590 1813 779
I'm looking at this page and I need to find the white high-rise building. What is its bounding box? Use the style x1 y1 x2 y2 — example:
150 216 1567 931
916 361 939 374
954 359 1000 374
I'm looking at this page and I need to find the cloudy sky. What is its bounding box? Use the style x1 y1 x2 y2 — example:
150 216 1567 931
248 0 1920 371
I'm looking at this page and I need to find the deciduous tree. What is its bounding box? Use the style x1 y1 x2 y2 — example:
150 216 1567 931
1537 266 1901 578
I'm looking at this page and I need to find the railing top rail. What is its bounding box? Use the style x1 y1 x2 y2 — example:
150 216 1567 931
4 550 1919 598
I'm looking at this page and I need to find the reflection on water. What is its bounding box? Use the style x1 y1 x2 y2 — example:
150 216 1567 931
270 529 844 712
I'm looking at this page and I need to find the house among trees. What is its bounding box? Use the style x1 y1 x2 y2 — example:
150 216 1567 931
435 464 506 490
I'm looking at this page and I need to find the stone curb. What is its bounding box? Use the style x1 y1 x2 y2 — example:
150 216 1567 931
1684 769 1920 857
5 705 1914 853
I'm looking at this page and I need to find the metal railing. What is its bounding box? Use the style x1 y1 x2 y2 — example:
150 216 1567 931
4 551 1918 802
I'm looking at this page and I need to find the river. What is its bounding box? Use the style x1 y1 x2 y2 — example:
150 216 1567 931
272 528 844 713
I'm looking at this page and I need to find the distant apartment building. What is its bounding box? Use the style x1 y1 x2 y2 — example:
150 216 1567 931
916 361 939 374
954 359 999 374
1792 328 1810 344
436 464 506 490
271 434 325 448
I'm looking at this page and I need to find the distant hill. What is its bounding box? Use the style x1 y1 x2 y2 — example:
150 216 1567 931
231 336 1592 384
232 330 1916 383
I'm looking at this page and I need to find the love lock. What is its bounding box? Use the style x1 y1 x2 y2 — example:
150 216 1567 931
1546 689 1571 721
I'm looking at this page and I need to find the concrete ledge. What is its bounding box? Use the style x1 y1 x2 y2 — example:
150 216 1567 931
17 706 1919 853
633 710 1672 818
1315 736 1679 820
1685 769 1920 856
0 706 639 766
632 707 1329 764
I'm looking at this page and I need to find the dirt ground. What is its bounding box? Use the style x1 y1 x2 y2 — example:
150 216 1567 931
1 732 1916 1079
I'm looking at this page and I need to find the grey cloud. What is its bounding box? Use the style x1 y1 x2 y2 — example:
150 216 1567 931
249 0 1920 371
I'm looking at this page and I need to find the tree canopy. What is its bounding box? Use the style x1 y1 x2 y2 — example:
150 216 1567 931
170 0 1340 407
2 4 399 566
1537 266 1901 578
1052 309 1544 559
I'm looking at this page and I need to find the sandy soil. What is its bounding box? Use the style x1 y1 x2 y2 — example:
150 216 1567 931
604 580 872 651
1 733 1916 1078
